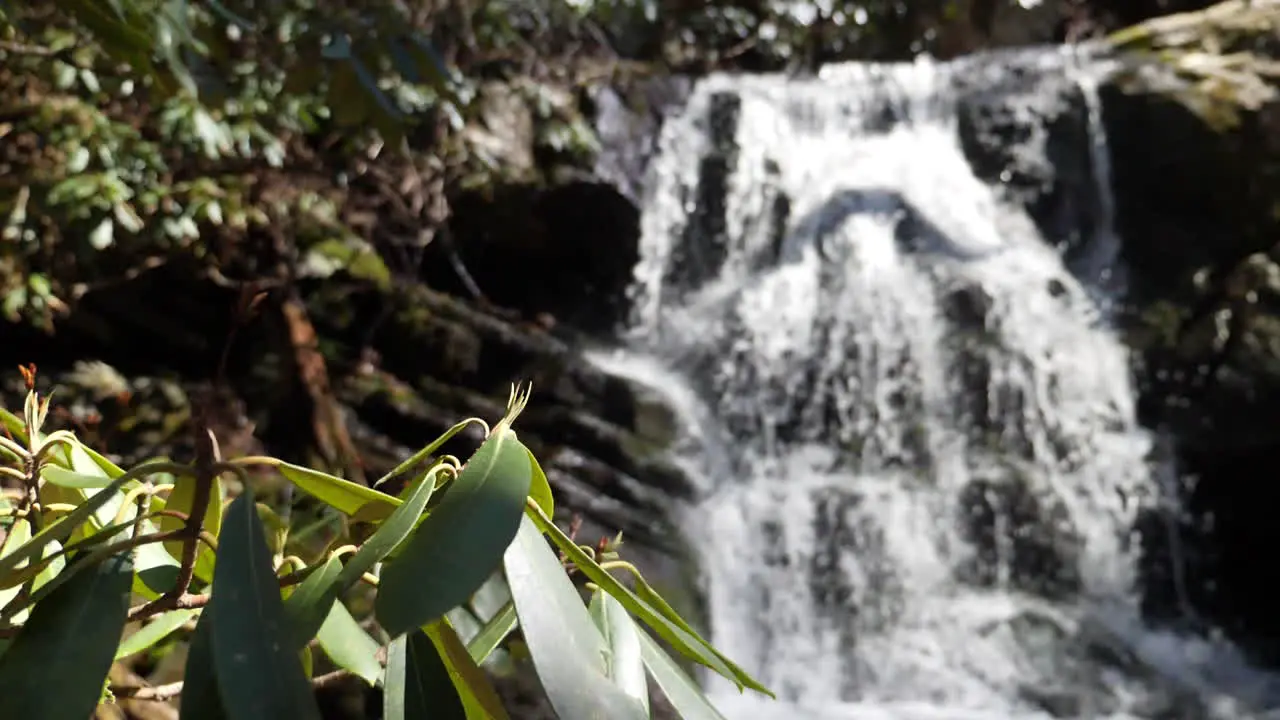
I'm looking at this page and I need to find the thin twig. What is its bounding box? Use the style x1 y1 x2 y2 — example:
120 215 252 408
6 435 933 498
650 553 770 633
133 418 219 618
0 40 56 57
126 592 209 621
113 669 358 702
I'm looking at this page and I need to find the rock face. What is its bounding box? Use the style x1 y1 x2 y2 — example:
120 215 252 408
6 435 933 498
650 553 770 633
1101 78 1280 663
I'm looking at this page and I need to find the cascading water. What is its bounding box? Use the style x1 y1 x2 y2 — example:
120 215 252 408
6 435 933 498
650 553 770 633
593 48 1280 719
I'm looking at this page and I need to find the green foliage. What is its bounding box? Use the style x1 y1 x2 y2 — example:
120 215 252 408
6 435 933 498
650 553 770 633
0 372 770 718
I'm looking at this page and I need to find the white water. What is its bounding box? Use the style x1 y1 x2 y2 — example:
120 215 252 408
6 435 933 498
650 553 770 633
595 51 1280 719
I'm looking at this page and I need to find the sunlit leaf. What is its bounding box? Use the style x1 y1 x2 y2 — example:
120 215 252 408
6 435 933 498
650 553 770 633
277 461 400 517
424 620 510 720
526 503 772 697
209 493 321 720
315 601 382 686
0 518 32 608
504 515 648 720
0 469 135 581
116 608 200 660
300 645 314 679
466 600 516 664
159 471 223 582
88 217 114 249
0 549 134 720
0 407 27 444
56 448 180 598
638 628 728 720
285 465 438 646
376 426 532 636
590 588 650 713
39 465 114 489
526 448 554 520
385 629 467 720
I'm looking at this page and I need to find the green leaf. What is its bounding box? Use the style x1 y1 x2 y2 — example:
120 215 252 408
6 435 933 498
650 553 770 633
116 608 200 660
55 449 180 599
376 426 533 636
526 502 772 697
526 448 554 520
503 515 648 720
77 443 126 478
0 406 27 444
590 589 650 713
277 461 400 516
385 629 467 720
40 465 114 489
315 601 382 686
334 465 438 589
283 554 342 649
637 629 728 720
209 493 321 720
0 469 135 581
466 600 517 664
285 465 438 646
88 217 114 249
424 620 510 719
0 518 32 608
0 549 134 720
180 604 227 720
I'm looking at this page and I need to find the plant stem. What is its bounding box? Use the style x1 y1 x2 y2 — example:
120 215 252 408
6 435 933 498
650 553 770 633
112 669 358 702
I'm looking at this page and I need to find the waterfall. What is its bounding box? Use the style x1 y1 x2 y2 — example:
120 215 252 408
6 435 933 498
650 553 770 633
595 48 1280 719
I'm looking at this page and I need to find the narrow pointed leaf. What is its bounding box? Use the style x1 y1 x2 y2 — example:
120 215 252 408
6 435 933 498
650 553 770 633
0 518 32 606
526 503 772 697
638 629 728 720
315 601 382 686
0 406 26 444
376 428 533 636
504 515 648 720
283 555 342 648
180 604 227 720
334 466 438 590
526 449 554 520
78 443 125 478
158 471 222 582
285 467 438 647
466 600 517 664
590 589 650 713
209 493 322 720
40 465 114 488
424 619 511 719
278 461 400 516
300 645 314 678
0 470 134 580
116 608 200 660
50 449 180 597
0 549 133 720
385 629 467 720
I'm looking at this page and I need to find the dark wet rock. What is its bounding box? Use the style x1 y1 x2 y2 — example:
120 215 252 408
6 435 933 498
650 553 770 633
438 179 642 335
1100 61 1280 663
953 48 1110 268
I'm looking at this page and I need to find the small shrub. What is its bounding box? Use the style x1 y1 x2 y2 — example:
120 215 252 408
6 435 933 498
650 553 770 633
0 366 771 719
